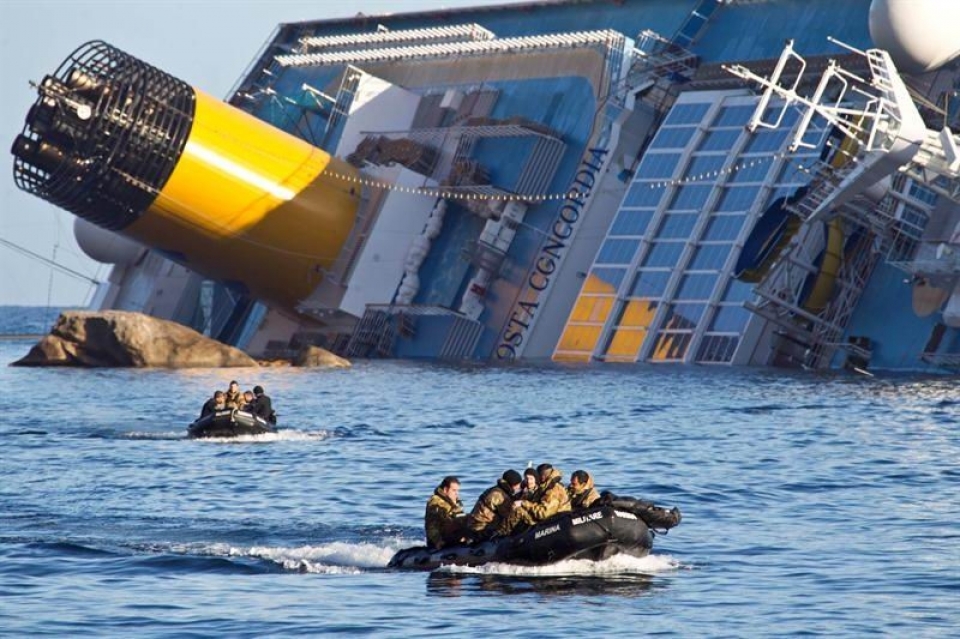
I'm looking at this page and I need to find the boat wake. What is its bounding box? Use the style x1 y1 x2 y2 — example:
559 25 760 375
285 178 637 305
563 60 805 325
183 429 336 443
439 552 678 576
158 538 679 576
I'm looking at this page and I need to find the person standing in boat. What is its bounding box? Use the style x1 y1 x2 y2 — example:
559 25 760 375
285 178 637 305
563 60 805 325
251 385 276 424
506 463 571 533
199 390 226 418
224 380 243 410
424 476 466 550
465 469 523 542
568 469 601 511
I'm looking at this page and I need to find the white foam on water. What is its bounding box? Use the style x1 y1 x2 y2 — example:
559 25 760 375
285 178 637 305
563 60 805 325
439 552 679 577
158 540 398 573
144 539 681 577
187 429 334 443
120 431 184 440
247 541 402 574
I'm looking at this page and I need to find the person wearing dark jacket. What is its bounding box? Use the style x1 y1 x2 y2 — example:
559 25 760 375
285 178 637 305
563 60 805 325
466 469 522 541
251 385 275 424
200 390 226 418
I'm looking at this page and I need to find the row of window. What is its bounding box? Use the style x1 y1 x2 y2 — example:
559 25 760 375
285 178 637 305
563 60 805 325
566 292 752 330
596 238 737 270
557 97 820 364
609 208 747 242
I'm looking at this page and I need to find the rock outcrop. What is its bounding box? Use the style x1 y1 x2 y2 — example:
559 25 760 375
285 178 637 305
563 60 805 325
292 345 352 368
12 310 259 368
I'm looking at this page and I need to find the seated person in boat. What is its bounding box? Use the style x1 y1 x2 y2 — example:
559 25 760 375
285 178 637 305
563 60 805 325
251 385 276 424
465 469 522 542
424 476 467 550
521 467 538 499
224 380 243 410
568 469 601 511
199 390 226 418
241 390 256 411
506 463 571 533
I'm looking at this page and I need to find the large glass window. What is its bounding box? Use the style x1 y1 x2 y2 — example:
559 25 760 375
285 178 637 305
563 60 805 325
698 129 740 151
658 213 699 239
720 278 756 303
629 269 671 298
676 273 718 300
643 241 685 268
556 324 604 353
899 205 929 239
689 244 730 270
596 238 639 265
610 208 655 236
709 304 751 332
687 155 726 178
637 152 682 179
908 182 938 206
650 126 697 150
584 267 626 292
696 334 739 363
650 331 691 361
743 129 789 154
760 104 799 128
623 182 667 207
716 186 760 212
671 184 714 210
714 104 757 127
702 215 745 242
729 160 772 184
663 102 710 126
664 302 705 328
568 295 615 323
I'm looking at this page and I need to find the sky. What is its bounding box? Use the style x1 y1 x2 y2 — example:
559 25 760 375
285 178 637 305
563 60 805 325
0 0 519 307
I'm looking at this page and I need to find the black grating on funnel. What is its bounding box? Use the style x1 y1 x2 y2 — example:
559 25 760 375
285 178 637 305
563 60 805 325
11 40 195 231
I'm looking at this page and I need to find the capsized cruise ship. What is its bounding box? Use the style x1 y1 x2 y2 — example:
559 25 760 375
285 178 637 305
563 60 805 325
11 0 960 371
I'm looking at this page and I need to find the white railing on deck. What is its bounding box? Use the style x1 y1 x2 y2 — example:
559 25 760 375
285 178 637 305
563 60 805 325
277 30 624 67
299 24 496 50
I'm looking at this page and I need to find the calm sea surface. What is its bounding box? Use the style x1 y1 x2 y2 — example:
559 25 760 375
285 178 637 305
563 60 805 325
2 308 958 637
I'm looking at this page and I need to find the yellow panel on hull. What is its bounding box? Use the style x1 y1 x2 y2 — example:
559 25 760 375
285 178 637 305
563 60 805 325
125 90 362 310
603 299 658 359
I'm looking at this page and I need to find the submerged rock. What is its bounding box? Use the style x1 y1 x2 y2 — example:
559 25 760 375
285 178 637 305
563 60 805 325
292 345 351 368
12 310 259 368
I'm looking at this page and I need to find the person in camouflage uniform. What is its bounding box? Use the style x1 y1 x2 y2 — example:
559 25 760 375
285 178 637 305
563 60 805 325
224 380 244 410
568 469 601 510
466 469 522 541
424 476 466 549
521 467 538 500
504 463 571 534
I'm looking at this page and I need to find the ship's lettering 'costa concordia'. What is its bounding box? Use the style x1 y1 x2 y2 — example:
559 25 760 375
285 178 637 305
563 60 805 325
10 0 960 371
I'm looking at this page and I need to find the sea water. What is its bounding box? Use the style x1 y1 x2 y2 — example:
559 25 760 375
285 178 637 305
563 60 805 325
1 311 958 637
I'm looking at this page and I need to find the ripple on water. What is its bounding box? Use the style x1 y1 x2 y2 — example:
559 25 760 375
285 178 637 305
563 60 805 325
1 341 958 636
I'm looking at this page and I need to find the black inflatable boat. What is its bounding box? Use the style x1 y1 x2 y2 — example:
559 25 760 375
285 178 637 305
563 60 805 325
388 496 680 570
187 409 276 439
